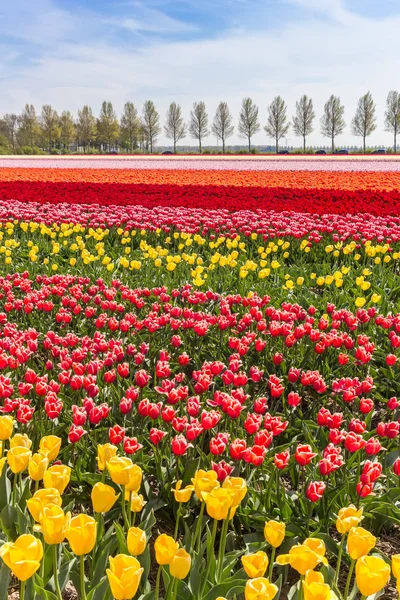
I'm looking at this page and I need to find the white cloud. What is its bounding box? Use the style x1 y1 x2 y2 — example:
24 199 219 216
1 0 400 148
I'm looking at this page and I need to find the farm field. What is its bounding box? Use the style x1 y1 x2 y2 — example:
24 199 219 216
1 155 400 599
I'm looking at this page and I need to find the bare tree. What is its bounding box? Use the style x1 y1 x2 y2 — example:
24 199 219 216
384 90 400 153
40 105 61 152
321 95 346 153
2 114 19 151
59 111 75 151
76 106 96 151
264 96 290 153
141 100 161 153
164 102 186 153
212 101 234 153
120 102 139 152
18 104 40 147
97 101 119 152
188 102 209 153
292 95 315 153
351 92 376 153
238 98 260 152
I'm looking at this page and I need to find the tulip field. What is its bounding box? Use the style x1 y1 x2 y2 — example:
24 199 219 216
1 155 400 600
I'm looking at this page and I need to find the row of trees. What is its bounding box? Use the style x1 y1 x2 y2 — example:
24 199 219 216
1 91 400 154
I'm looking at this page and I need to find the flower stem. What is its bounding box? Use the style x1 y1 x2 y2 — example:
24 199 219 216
334 535 345 586
121 486 129 530
155 565 162 600
174 506 181 540
344 559 355 600
200 519 218 598
20 581 26 600
80 555 87 600
53 545 63 600
194 502 205 554
217 516 229 581
268 547 276 581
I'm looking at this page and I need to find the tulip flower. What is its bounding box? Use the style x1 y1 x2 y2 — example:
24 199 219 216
201 488 235 521
125 464 143 493
43 464 71 494
28 453 49 481
27 488 62 522
172 480 194 503
0 415 13 441
127 527 147 556
245 577 278 600
7 446 31 474
107 456 135 486
356 556 390 596
106 554 144 600
191 469 219 499
0 534 43 581
169 548 191 579
10 433 32 449
302 570 332 600
222 476 248 507
242 551 269 578
154 534 179 565
40 504 70 545
130 492 146 513
91 482 119 513
336 505 363 534
264 521 286 548
66 514 97 555
39 435 62 462
97 443 118 471
277 541 327 575
347 527 376 560
392 553 400 579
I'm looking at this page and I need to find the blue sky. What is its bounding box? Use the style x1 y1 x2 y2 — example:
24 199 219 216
1 0 400 147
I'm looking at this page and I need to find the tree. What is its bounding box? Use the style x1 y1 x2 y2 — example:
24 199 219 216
320 95 346 153
351 92 376 153
97 101 119 151
238 98 260 152
164 102 186 153
141 101 161 153
384 90 400 153
76 106 96 151
120 102 139 153
59 111 75 150
188 102 209 153
2 114 19 151
212 102 234 153
264 96 290 153
292 95 315 153
18 105 40 147
40 105 60 151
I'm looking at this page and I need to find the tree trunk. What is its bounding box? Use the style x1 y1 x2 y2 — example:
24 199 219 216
222 139 225 153
248 136 251 153
395 131 397 154
363 136 366 154
199 139 202 154
303 135 306 154
174 140 176 154
276 136 278 154
332 136 334 154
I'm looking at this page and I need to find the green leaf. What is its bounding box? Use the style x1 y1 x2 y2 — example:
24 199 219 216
33 582 58 600
317 533 339 558
114 521 129 554
0 504 17 540
0 467 10 513
87 576 112 600
0 562 10 600
58 556 77 591
90 537 116 591
203 576 247 600
189 551 204 596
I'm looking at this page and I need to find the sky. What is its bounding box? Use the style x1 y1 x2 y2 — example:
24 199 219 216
1 0 400 148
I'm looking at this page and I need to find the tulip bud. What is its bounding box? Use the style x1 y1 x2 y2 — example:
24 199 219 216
28 453 49 481
169 548 191 579
241 551 269 578
355 556 390 597
0 534 43 581
106 554 144 600
65 514 97 555
154 534 179 565
127 527 147 556
91 482 119 513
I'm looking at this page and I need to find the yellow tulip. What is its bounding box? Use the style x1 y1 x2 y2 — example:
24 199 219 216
172 480 194 503
154 534 179 565
40 504 70 545
242 551 269 578
201 487 235 521
303 538 327 560
39 435 62 462
43 464 71 494
91 482 119 513
191 469 219 500
10 433 32 449
277 541 327 575
392 554 400 579
0 415 13 441
0 534 43 581
0 457 6 476
7 446 31 473
65 514 97 555
27 488 62 522
356 556 390 596
222 477 248 507
169 548 191 579
28 453 49 481
347 527 376 560
245 577 278 600
106 554 144 600
336 505 363 534
107 456 135 486
302 570 332 600
127 527 147 556
130 492 147 513
125 464 143 493
97 443 118 471
264 521 286 548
